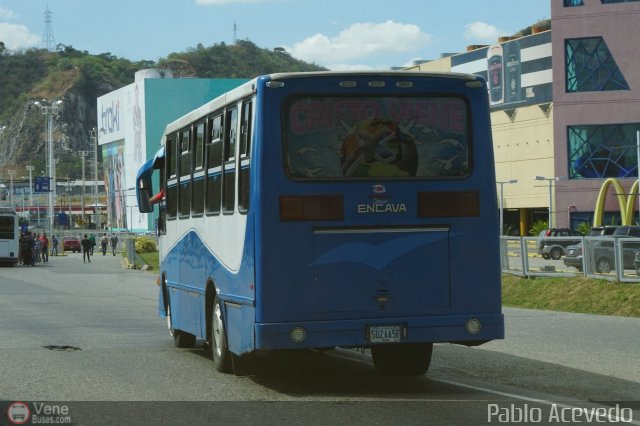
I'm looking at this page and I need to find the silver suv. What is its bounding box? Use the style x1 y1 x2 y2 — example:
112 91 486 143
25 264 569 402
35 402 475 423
537 228 583 260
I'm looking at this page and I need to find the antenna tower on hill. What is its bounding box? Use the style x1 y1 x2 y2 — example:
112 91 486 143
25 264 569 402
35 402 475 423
233 21 238 45
43 5 56 51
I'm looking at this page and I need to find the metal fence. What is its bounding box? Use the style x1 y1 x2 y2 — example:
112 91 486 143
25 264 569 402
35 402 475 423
500 236 640 283
50 230 139 256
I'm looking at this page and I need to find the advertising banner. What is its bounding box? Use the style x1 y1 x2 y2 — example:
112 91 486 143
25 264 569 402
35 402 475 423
452 32 552 110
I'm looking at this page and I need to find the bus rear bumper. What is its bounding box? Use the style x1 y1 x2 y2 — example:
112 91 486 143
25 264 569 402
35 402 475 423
254 314 504 351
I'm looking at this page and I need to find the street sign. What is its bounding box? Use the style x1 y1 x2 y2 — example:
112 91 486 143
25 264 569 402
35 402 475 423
57 212 68 226
34 177 50 193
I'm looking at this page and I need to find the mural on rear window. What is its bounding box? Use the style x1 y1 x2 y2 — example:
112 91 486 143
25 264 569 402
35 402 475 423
285 96 469 179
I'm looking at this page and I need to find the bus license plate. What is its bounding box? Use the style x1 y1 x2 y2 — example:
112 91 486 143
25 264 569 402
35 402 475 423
368 325 403 343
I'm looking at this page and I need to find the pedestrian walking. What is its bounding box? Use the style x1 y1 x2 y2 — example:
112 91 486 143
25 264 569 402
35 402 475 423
20 232 35 266
89 234 96 255
110 234 118 256
81 234 92 263
51 235 59 256
101 235 108 255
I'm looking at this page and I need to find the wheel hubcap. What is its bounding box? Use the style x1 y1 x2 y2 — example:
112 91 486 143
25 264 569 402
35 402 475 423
167 305 174 336
213 303 223 357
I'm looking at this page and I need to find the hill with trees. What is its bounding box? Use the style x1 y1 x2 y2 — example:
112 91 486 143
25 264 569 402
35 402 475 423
0 40 325 180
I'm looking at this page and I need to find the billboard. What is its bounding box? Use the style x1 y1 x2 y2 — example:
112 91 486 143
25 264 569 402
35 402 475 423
97 80 148 231
452 31 552 110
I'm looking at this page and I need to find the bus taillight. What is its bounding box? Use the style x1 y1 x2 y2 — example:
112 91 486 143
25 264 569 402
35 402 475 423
417 191 480 217
279 194 344 222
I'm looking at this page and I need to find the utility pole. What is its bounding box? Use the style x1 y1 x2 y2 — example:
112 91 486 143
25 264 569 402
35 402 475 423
79 151 87 221
90 128 101 229
8 169 15 209
34 99 63 238
26 165 34 218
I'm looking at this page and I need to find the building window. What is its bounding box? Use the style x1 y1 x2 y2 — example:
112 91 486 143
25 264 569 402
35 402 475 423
564 0 584 5
568 124 640 179
601 0 640 3
565 38 630 92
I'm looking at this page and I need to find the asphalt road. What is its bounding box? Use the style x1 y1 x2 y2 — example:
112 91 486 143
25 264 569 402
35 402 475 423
1 253 639 425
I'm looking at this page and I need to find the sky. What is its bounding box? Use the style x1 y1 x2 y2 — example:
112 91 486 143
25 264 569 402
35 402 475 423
0 0 550 71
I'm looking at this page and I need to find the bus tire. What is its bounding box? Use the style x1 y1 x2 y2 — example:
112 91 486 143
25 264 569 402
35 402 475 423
595 257 613 274
371 343 433 376
211 295 233 373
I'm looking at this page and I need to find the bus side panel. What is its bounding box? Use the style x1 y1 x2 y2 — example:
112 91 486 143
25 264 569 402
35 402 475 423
450 103 502 317
166 286 202 337
160 219 256 351
225 302 256 355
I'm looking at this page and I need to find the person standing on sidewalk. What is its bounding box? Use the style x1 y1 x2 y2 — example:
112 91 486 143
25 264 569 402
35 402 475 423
40 233 49 263
51 235 59 256
81 234 92 263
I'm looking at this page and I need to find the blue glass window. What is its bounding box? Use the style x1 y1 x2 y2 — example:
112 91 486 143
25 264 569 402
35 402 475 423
564 0 584 5
565 38 630 92
568 124 640 179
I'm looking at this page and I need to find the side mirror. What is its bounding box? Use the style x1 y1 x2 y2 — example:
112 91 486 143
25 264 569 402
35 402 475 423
137 177 153 213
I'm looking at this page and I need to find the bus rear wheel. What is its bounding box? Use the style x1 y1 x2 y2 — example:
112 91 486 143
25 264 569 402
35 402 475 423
211 295 233 373
371 343 433 376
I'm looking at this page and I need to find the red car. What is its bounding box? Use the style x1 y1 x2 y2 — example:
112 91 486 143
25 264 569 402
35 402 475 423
63 237 81 253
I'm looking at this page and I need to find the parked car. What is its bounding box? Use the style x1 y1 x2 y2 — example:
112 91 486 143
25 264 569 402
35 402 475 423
537 228 583 260
563 226 618 271
63 236 81 253
591 226 640 273
633 251 640 276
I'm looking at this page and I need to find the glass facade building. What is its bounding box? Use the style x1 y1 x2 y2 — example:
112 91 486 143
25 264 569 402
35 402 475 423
553 0 640 228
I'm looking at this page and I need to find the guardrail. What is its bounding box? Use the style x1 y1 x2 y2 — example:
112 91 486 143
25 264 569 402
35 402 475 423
500 236 640 283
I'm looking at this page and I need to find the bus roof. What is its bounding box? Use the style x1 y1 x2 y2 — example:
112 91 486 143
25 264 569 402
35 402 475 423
161 70 482 141
265 70 480 82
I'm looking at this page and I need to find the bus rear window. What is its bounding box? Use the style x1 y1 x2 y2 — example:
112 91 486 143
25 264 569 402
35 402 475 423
284 96 469 179
0 216 15 239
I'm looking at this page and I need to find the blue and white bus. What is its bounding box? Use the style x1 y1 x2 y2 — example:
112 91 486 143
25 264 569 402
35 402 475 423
137 71 504 375
0 207 19 266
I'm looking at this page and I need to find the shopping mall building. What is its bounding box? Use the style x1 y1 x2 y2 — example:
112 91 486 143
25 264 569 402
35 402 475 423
96 69 246 232
408 0 640 235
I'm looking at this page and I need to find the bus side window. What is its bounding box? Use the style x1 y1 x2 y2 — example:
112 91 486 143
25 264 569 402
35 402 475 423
158 162 167 235
205 114 223 215
179 128 192 218
238 100 252 214
223 107 238 214
166 135 178 220
192 121 206 216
